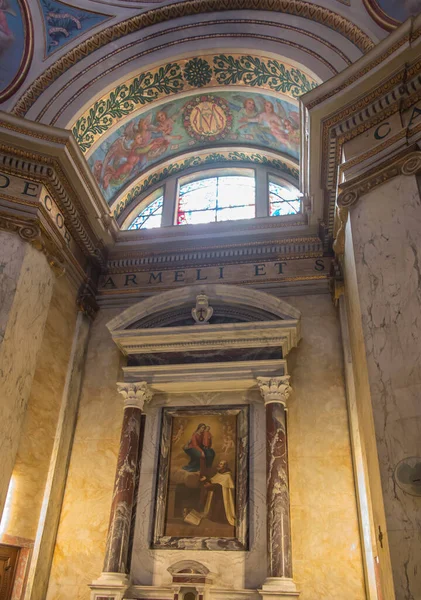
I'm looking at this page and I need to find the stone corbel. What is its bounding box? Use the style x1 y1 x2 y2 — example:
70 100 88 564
0 213 66 277
337 148 421 210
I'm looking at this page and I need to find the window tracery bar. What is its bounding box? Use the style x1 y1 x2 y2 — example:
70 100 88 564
128 195 163 229
269 182 301 216
177 175 256 225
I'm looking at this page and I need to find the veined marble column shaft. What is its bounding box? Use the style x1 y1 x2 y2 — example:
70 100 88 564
257 376 298 597
102 382 152 575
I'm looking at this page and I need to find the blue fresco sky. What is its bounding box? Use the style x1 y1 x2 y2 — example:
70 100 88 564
0 0 25 93
377 0 420 21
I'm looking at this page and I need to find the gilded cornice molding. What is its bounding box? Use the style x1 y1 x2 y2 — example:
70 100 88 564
0 115 118 241
304 46 421 240
337 149 421 209
0 149 106 267
107 236 324 273
0 213 66 277
11 0 373 119
332 148 421 258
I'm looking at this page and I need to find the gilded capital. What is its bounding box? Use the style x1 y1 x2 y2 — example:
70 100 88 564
117 382 153 410
257 376 292 406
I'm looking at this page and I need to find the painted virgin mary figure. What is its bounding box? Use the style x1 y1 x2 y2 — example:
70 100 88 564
182 423 215 473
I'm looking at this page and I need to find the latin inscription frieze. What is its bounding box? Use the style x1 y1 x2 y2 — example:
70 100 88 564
100 258 328 291
0 171 72 247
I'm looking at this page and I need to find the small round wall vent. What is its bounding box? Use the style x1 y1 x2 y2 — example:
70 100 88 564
394 457 421 497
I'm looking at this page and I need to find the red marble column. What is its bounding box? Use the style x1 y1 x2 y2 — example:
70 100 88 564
102 382 152 575
257 376 298 597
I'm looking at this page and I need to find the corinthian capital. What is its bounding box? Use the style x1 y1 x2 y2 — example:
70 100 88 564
257 376 292 406
117 382 153 410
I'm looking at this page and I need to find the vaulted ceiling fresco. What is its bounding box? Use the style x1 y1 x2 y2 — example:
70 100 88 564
73 54 317 154
87 90 301 207
72 53 314 212
2 0 419 227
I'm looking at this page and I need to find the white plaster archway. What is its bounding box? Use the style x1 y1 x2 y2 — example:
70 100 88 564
106 283 301 332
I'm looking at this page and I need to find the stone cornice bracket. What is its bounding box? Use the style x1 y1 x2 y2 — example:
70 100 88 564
337 149 421 210
257 376 292 407
117 382 153 410
0 214 65 277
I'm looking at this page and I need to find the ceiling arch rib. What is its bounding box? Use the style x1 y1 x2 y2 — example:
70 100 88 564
12 0 376 124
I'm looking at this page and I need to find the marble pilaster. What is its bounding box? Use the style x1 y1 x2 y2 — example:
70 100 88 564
0 230 54 520
257 376 299 600
25 307 93 600
93 382 152 598
349 174 421 600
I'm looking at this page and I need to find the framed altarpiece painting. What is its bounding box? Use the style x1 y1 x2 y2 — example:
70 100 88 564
152 405 249 551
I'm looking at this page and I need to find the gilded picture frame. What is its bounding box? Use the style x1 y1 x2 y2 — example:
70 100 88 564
152 405 249 551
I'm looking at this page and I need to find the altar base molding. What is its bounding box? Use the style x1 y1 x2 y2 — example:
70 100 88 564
89 572 130 600
259 577 300 600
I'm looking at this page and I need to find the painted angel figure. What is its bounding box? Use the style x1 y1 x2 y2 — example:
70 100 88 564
222 427 235 455
172 422 186 445
153 109 183 141
100 116 167 189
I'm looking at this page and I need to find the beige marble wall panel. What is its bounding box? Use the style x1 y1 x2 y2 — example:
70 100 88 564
0 231 54 519
46 308 123 600
350 174 421 600
27 312 92 600
45 296 365 600
6 274 78 540
286 295 366 600
343 218 395 599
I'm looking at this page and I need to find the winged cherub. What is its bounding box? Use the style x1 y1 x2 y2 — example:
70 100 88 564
101 116 166 190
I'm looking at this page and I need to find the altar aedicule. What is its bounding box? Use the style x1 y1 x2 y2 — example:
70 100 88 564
90 289 301 600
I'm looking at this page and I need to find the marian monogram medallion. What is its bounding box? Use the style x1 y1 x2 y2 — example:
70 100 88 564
183 95 233 142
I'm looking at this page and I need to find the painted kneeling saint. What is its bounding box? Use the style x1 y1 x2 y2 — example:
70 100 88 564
201 460 236 527
183 460 235 527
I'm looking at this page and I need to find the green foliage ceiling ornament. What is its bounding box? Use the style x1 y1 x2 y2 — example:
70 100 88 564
183 58 213 88
73 54 317 154
213 55 317 95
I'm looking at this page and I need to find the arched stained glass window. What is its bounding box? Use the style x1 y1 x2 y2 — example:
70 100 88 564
128 194 163 229
177 175 255 225
269 180 301 216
